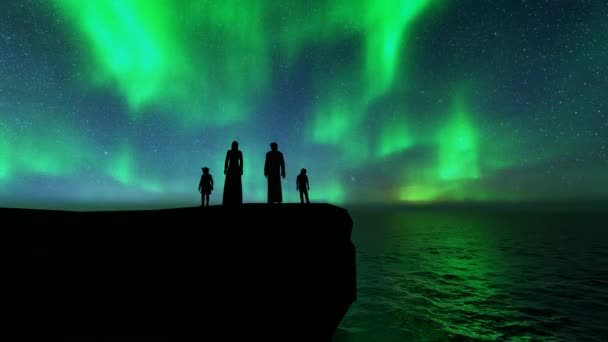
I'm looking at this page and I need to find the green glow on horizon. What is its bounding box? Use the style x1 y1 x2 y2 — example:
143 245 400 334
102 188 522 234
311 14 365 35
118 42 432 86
399 185 439 202
314 181 345 204
397 101 482 204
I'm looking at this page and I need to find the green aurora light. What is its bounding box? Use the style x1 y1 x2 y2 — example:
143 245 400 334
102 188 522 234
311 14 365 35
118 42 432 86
1 0 606 207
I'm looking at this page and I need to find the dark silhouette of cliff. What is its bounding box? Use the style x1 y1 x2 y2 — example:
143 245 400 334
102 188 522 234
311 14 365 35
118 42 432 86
1 203 356 341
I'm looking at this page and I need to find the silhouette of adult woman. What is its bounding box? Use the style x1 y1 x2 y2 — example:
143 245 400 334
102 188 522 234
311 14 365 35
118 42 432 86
223 140 243 205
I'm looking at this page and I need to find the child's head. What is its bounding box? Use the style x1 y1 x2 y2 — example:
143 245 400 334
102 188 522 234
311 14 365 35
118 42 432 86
202 167 209 174
300 168 306 175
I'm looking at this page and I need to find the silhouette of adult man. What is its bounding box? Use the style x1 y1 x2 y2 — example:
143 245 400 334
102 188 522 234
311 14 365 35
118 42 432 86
264 142 285 204
223 140 243 205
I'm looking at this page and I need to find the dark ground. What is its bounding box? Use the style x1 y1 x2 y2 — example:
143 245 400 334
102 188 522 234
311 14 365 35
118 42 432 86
1 203 356 341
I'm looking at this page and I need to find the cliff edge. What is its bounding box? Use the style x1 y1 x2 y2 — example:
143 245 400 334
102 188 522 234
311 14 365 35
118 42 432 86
2 203 356 341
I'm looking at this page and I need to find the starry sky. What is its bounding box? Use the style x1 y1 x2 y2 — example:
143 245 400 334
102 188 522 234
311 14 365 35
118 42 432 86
1 0 607 210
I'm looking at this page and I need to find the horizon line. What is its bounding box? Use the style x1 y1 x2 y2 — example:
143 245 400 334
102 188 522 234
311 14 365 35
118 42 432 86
1 198 607 212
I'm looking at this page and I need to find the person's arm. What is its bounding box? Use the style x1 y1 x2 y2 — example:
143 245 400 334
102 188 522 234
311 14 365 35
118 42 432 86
199 176 203 192
210 175 214 189
306 176 309 190
296 176 299 190
264 153 268 177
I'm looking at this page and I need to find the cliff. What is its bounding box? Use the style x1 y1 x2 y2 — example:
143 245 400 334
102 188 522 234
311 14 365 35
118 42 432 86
1 203 356 341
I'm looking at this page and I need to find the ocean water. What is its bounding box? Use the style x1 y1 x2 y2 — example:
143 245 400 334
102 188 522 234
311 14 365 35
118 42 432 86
334 206 608 341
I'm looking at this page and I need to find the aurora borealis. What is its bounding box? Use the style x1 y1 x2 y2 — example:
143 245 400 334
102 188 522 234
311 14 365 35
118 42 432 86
1 0 607 209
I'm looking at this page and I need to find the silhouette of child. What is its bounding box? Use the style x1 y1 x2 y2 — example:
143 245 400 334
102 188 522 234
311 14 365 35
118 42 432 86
198 167 214 207
296 168 310 204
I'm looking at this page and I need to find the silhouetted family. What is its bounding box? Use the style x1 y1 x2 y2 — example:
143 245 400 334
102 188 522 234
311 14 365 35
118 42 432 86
198 141 311 206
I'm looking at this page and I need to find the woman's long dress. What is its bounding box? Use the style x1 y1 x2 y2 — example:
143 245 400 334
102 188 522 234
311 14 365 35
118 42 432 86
223 149 243 205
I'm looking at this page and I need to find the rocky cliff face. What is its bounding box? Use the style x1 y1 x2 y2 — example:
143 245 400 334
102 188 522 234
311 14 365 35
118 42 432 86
2 203 356 341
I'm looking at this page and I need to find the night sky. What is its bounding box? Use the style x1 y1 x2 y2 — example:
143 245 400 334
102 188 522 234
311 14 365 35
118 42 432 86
1 0 607 209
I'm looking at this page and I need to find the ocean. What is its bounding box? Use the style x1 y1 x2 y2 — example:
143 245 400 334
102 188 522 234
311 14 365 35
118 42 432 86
333 205 608 341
